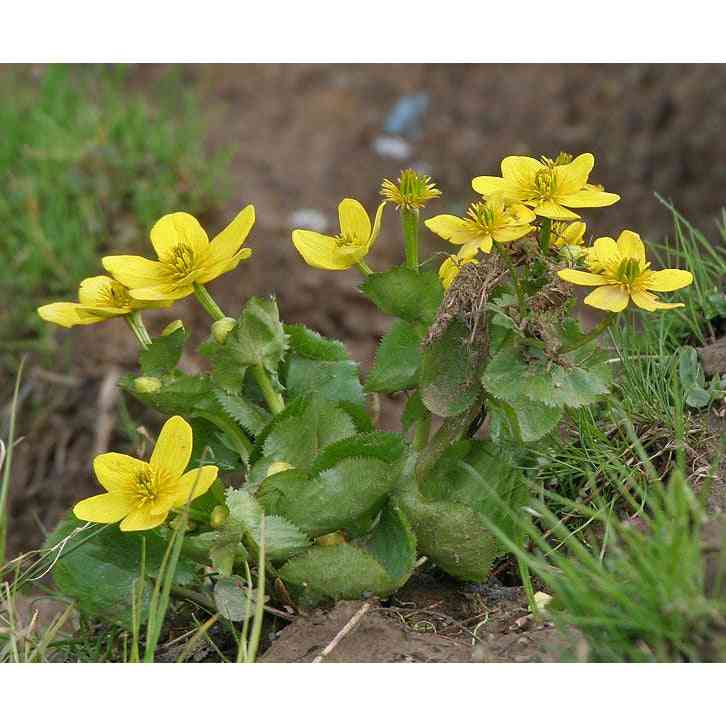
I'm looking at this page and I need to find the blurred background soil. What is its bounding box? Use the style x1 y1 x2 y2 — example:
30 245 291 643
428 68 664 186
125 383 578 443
3 63 726 557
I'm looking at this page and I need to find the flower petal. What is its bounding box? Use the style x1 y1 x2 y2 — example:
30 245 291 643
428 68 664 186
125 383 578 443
532 201 580 220
77 276 122 307
492 224 534 243
425 215 479 244
102 255 167 289
557 189 620 208
584 285 630 312
120 507 169 532
150 416 193 479
616 230 646 265
593 236 620 267
558 269 610 286
366 202 386 251
338 198 371 242
643 268 693 292
292 230 358 270
172 465 219 507
197 247 253 285
501 156 544 191
150 212 209 262
631 289 684 311
74 493 134 523
554 153 594 195
93 453 148 493
206 205 255 268
37 302 88 328
554 221 586 248
461 238 491 256
471 175 511 197
509 204 536 224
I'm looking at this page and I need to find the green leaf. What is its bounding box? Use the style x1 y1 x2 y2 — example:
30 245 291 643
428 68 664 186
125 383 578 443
279 544 394 607
262 395 357 469
482 341 611 410
420 318 483 417
201 296 288 393
678 346 705 389
257 457 397 537
139 328 187 377
122 372 216 416
286 356 364 406
488 396 562 443
188 417 241 471
308 432 407 477
365 501 417 588
401 391 427 432
213 389 271 436
685 386 711 408
46 514 196 627
365 319 422 393
360 266 443 324
284 323 348 361
214 576 255 622
421 441 529 555
397 489 496 582
225 489 310 561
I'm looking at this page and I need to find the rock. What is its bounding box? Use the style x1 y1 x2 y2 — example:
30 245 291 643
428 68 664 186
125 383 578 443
371 135 412 161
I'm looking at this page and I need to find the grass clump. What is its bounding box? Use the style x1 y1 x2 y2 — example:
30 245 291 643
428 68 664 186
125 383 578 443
0 65 230 374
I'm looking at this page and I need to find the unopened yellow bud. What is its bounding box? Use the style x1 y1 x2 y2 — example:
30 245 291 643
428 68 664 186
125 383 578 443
212 316 236 344
266 461 293 477
162 319 185 336
133 376 161 394
316 531 346 546
210 505 230 529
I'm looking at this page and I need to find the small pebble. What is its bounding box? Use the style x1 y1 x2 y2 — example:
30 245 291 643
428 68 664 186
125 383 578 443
289 208 329 232
371 135 412 160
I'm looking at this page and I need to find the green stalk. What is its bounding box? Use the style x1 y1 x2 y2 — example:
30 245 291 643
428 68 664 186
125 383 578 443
539 218 552 255
401 208 420 270
244 515 267 663
193 282 226 321
195 412 253 458
557 312 617 355
125 311 152 349
0 358 24 566
356 260 374 276
494 241 525 317
413 410 431 451
252 365 285 415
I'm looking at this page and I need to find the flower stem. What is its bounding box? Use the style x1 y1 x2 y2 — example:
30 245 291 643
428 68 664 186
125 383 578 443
401 207 420 270
193 282 226 321
539 218 552 255
252 365 285 415
557 312 617 355
494 242 526 317
356 260 374 276
125 312 152 349
413 410 431 451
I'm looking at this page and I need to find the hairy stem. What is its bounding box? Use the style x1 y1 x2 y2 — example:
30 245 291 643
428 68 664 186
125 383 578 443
539 218 552 255
125 312 152 349
193 282 226 321
401 207 420 270
252 365 285 415
356 260 373 276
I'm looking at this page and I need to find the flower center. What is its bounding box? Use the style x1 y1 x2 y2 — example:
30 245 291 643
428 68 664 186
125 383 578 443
468 202 498 231
134 469 158 506
533 168 557 200
614 257 647 284
103 280 133 308
335 234 363 248
168 243 196 279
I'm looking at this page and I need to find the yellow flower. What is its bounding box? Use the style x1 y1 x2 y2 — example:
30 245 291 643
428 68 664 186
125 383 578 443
425 193 535 257
472 153 620 221
551 221 586 248
102 208 255 301
292 198 385 270
438 255 479 290
37 275 170 328
558 230 693 312
380 169 441 210
73 416 218 532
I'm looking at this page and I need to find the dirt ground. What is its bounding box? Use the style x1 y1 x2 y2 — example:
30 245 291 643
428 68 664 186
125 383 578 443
4 64 725 662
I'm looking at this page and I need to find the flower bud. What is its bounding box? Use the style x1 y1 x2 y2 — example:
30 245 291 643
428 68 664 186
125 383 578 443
210 504 230 529
559 244 587 264
133 376 161 394
266 461 293 477
212 316 236 344
161 319 185 336
316 531 346 546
